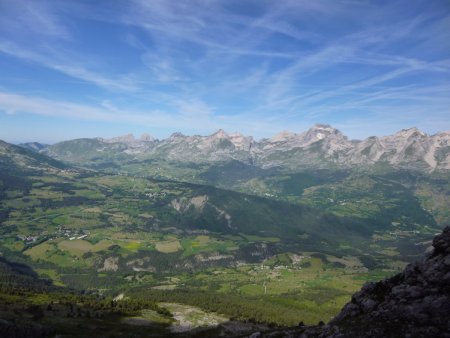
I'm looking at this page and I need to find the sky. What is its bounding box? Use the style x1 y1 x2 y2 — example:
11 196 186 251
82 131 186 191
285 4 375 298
0 0 449 144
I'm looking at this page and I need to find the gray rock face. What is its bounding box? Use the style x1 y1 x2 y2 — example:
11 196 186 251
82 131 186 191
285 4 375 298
103 133 137 144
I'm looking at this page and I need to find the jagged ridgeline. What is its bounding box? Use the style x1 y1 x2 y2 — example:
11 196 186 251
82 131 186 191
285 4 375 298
0 124 449 335
29 125 450 172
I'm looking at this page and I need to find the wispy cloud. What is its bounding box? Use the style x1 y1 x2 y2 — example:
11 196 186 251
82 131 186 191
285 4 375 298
0 1 140 92
141 52 185 83
0 0 71 40
121 0 315 62
238 10 450 119
0 91 309 139
0 41 138 92
0 91 123 121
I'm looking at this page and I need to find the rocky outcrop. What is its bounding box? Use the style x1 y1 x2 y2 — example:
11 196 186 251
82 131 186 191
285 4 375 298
255 226 450 337
98 256 119 272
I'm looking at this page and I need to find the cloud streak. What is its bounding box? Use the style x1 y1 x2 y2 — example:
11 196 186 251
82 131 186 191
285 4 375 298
0 91 311 139
0 41 139 92
0 0 71 40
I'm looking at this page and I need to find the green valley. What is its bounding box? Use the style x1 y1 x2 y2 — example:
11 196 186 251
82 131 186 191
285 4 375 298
0 138 447 335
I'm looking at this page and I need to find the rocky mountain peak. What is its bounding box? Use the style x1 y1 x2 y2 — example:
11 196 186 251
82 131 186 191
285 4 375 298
104 133 135 144
139 133 155 142
229 132 253 149
210 129 228 139
310 123 340 134
303 124 344 143
433 131 450 139
392 127 427 139
169 132 185 139
270 131 297 143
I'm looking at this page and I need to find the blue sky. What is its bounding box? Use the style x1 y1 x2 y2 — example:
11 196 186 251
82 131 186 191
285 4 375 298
0 0 449 143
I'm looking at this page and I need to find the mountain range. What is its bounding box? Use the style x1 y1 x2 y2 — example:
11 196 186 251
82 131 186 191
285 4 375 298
21 124 450 172
1 127 449 336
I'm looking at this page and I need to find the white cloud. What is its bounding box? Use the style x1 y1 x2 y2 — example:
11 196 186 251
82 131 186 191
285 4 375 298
0 1 71 40
0 41 138 92
0 91 308 139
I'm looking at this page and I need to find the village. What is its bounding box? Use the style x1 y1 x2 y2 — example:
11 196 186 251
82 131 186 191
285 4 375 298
17 225 89 246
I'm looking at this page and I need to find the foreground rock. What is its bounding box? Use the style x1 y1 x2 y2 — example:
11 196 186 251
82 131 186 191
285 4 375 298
256 226 450 337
